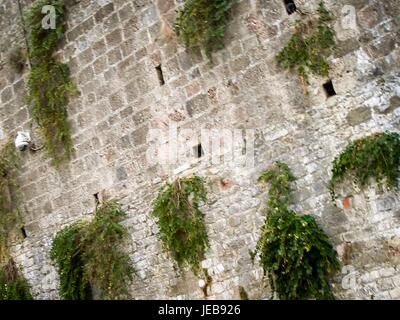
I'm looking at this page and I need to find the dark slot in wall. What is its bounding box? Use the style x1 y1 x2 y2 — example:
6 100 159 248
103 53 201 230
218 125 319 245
156 65 165 86
283 0 297 15
21 226 27 238
194 144 204 158
323 80 336 97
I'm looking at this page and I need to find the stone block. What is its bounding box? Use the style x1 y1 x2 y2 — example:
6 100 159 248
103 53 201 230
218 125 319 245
95 3 115 23
346 107 372 126
186 94 209 117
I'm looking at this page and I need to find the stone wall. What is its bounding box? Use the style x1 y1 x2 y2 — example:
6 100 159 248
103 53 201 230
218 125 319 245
0 0 399 299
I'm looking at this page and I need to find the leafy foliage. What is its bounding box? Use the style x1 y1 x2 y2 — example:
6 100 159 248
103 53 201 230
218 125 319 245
49 222 91 300
175 0 236 58
0 142 32 300
329 131 400 200
50 201 134 300
0 141 19 217
25 0 66 62
0 259 33 300
256 162 339 300
25 0 77 166
0 141 20 267
152 176 209 275
27 59 77 165
276 1 335 83
82 202 134 299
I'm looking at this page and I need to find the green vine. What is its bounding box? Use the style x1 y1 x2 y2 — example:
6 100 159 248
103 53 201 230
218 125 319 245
50 201 134 300
6 47 27 73
276 1 335 90
256 162 339 300
0 141 32 300
175 0 237 59
25 0 77 166
49 222 91 300
329 131 400 200
0 259 33 300
151 176 209 275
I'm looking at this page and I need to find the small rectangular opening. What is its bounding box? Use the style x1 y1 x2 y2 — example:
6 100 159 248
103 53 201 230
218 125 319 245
21 227 27 239
283 0 297 15
94 193 100 205
323 80 336 97
194 144 204 158
156 64 165 86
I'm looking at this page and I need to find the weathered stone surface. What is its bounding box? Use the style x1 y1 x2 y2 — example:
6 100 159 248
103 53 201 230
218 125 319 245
0 0 399 301
346 107 372 126
186 94 209 117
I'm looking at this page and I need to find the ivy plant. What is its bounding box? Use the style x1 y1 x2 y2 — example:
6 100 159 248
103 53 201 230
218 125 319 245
50 201 134 300
0 141 20 268
175 0 237 59
151 176 209 275
49 222 91 300
256 162 339 300
25 0 66 62
329 131 400 200
276 1 335 88
25 0 77 166
0 141 19 216
0 141 32 300
0 259 33 300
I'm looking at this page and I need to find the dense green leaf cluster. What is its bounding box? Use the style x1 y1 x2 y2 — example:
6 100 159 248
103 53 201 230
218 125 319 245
0 142 32 300
25 0 77 166
330 131 400 200
25 0 66 61
0 259 33 300
276 1 335 82
152 176 209 275
175 0 236 58
50 201 134 300
0 141 19 216
256 162 339 300
49 222 91 300
0 142 20 267
0 141 20 255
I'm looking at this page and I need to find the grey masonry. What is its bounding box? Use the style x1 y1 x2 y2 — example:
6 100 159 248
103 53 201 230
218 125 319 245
0 0 400 299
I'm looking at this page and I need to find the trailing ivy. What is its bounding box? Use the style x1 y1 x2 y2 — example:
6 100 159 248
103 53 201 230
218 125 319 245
0 141 20 266
49 222 91 300
25 0 77 166
151 176 209 275
256 162 339 300
50 201 134 300
276 1 335 88
0 141 32 300
0 141 19 215
175 0 237 59
329 131 400 200
0 259 33 300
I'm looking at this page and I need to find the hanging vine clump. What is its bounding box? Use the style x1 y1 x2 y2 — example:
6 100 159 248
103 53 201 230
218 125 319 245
175 0 237 59
50 201 134 300
0 141 32 300
329 131 400 201
276 1 335 91
255 162 339 300
25 0 78 166
151 176 209 275
0 259 33 300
